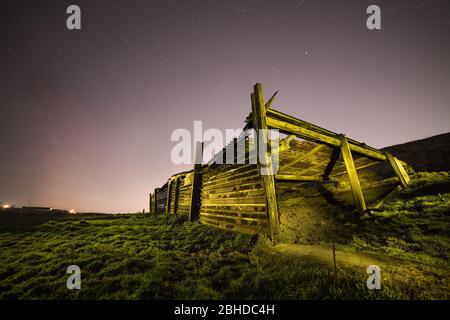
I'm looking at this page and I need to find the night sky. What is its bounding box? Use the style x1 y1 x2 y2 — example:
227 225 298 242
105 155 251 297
1 0 449 212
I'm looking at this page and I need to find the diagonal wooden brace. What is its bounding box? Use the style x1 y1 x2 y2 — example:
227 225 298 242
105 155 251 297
339 135 367 214
385 152 410 188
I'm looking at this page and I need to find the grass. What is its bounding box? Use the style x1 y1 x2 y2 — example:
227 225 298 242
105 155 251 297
0 214 255 299
0 171 448 300
339 171 450 266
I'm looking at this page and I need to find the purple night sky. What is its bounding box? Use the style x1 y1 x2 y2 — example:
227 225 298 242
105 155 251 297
1 0 449 212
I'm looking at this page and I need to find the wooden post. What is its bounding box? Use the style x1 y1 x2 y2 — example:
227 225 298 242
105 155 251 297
252 83 280 242
153 188 159 213
165 179 172 214
339 135 367 214
233 137 237 161
173 177 180 214
149 193 152 213
190 141 203 222
385 152 410 188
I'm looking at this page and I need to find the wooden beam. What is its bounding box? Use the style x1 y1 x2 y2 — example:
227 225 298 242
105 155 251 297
289 158 330 176
252 83 280 243
149 193 152 213
266 110 399 162
268 116 339 147
165 179 172 214
267 107 344 141
330 160 379 177
265 91 278 109
283 144 325 170
153 188 159 213
278 135 296 152
202 203 266 207
340 135 367 214
200 212 267 223
385 152 410 188
173 177 180 214
275 174 325 182
190 141 203 221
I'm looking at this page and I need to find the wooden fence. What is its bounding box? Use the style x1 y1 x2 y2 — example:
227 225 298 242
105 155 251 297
149 83 411 243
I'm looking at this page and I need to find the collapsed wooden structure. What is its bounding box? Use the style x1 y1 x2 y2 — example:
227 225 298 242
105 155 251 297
149 83 410 242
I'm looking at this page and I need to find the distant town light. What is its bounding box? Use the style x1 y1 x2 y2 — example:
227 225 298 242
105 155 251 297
69 209 76 214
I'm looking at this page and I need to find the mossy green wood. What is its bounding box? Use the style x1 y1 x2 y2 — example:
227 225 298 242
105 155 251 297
385 152 410 188
275 174 325 182
165 179 172 214
339 135 367 214
149 193 152 213
172 177 180 214
266 109 408 165
153 188 159 213
190 141 203 221
252 83 280 242
283 144 325 170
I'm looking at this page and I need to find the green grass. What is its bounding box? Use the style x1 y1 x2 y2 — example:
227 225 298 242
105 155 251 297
0 214 255 299
339 171 450 266
0 171 448 300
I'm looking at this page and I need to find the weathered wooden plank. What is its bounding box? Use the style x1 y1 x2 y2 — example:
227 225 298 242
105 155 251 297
207 131 250 166
202 167 259 186
153 188 159 213
201 208 267 216
267 108 345 140
265 90 278 109
200 214 268 228
148 193 153 213
203 162 254 178
172 177 180 214
202 203 266 207
267 115 390 162
385 152 410 188
202 197 266 205
282 144 326 170
252 83 279 241
190 141 203 221
200 212 267 223
278 135 296 153
202 188 266 198
275 174 325 182
267 116 339 146
267 108 392 160
202 185 264 194
331 181 399 205
339 135 367 214
201 203 266 212
203 165 241 178
330 160 379 177
201 178 262 193
165 179 172 214
287 161 328 177
199 217 263 234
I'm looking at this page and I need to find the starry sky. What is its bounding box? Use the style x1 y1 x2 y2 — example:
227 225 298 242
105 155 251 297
1 0 449 212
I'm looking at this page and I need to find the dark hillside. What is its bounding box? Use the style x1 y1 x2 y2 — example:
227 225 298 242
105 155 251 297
382 132 450 172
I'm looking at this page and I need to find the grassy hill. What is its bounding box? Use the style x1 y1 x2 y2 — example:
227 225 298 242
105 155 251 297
0 171 448 299
382 132 450 172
